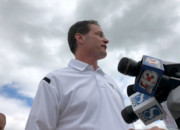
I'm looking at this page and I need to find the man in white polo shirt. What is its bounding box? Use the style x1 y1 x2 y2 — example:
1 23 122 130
25 20 164 130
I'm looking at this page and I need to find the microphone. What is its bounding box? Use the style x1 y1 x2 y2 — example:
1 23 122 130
118 56 180 127
117 58 141 76
118 55 164 96
163 62 180 78
127 84 136 97
118 55 180 96
118 56 180 77
121 92 166 125
127 75 180 102
121 105 139 123
127 83 169 103
159 75 180 90
122 76 180 126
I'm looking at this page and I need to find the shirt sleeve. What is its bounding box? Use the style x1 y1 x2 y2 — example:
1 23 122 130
25 78 60 130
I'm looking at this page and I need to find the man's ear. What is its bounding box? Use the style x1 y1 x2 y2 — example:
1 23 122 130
75 33 85 45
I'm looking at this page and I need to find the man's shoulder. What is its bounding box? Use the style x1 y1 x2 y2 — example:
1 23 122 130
46 66 72 77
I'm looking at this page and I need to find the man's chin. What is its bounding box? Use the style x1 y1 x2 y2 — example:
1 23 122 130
98 52 107 60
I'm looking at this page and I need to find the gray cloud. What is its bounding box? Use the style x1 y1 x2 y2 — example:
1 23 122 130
106 0 180 50
75 0 124 20
0 0 71 69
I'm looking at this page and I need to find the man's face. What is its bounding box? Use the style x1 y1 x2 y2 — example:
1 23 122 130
83 24 109 60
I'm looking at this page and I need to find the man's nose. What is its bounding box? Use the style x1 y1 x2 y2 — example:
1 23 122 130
103 37 109 44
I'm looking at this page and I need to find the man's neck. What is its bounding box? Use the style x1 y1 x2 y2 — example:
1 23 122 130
75 56 98 70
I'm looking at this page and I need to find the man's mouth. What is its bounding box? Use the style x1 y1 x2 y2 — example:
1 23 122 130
101 45 107 49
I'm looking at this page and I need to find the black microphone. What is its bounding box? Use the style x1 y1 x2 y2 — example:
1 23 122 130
118 57 180 78
127 75 180 102
118 57 141 76
159 75 180 90
122 75 180 125
127 84 136 97
122 88 180 128
119 56 165 96
163 62 180 78
127 82 171 103
118 56 180 96
121 105 139 123
121 92 166 125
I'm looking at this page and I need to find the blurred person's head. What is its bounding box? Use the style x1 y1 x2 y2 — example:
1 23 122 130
0 113 6 130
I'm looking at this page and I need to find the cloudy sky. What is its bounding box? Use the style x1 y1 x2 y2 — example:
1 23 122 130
0 0 180 129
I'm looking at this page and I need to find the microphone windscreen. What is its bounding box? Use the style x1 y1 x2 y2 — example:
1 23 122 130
127 84 136 97
117 57 139 76
121 105 138 124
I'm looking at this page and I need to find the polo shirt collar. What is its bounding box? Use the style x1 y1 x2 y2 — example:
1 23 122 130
68 59 106 75
69 59 89 71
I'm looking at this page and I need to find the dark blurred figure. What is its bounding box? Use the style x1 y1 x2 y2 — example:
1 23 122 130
0 113 6 130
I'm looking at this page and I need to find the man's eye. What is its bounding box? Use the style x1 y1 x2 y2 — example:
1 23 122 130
99 33 103 37
96 32 103 37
